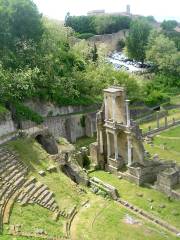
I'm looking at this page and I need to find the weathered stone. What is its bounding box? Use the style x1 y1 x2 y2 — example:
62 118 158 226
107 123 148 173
38 170 46 176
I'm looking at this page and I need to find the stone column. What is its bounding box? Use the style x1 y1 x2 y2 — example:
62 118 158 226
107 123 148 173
125 100 131 127
100 130 103 154
104 96 108 120
107 132 111 158
127 135 132 166
164 116 167 127
112 96 116 122
114 132 119 160
156 111 160 129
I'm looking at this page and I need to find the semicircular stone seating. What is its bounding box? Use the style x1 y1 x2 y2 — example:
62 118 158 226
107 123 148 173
0 147 63 234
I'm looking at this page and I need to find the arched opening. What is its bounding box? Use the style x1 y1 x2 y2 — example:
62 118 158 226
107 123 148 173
35 134 58 155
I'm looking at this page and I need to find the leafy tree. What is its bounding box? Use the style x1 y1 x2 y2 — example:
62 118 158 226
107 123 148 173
91 43 98 62
0 0 43 45
146 32 180 75
93 15 131 34
161 20 178 31
0 0 43 69
65 15 96 34
126 19 151 63
65 14 131 35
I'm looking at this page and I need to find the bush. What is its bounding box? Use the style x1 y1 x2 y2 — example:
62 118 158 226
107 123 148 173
144 90 170 107
77 33 95 39
13 103 43 124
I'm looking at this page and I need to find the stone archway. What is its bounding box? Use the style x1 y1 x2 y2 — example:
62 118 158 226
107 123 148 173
35 134 58 155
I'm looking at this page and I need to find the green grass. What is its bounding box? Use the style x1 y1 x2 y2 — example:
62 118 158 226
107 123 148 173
73 195 177 240
140 109 180 133
1 236 40 240
89 171 180 229
3 204 65 238
7 138 86 209
144 125 180 164
75 136 96 150
2 138 179 240
170 95 180 105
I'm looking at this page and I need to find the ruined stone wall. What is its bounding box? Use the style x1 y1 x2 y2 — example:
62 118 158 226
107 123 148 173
24 100 99 117
88 30 128 51
20 112 97 143
0 112 17 145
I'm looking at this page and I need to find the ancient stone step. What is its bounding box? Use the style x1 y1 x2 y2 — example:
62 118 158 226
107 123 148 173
0 161 17 174
18 183 36 202
31 184 48 201
5 171 25 183
46 198 55 208
19 183 43 204
39 192 53 206
24 177 37 188
37 190 50 204
0 155 17 164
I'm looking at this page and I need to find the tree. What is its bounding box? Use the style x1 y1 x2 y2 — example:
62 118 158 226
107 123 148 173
0 0 43 69
146 32 180 75
161 20 178 31
0 0 43 46
126 19 151 63
91 43 98 62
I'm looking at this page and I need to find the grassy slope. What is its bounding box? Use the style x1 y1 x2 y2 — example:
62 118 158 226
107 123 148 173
75 136 96 150
89 171 180 229
2 138 87 239
140 109 180 133
72 195 177 240
0 138 178 240
144 125 180 163
4 204 65 237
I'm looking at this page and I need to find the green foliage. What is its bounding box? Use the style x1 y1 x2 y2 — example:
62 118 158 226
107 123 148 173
126 19 151 62
146 31 180 76
65 14 131 35
13 102 43 124
144 90 169 107
91 43 98 62
0 0 43 69
161 20 178 31
0 104 8 119
65 15 96 34
76 32 95 39
93 15 131 35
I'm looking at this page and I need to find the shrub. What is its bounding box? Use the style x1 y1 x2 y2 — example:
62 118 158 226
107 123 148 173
13 103 43 124
144 90 170 107
77 33 95 39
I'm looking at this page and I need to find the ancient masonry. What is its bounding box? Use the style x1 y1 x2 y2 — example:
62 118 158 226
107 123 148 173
0 146 66 234
90 87 180 199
